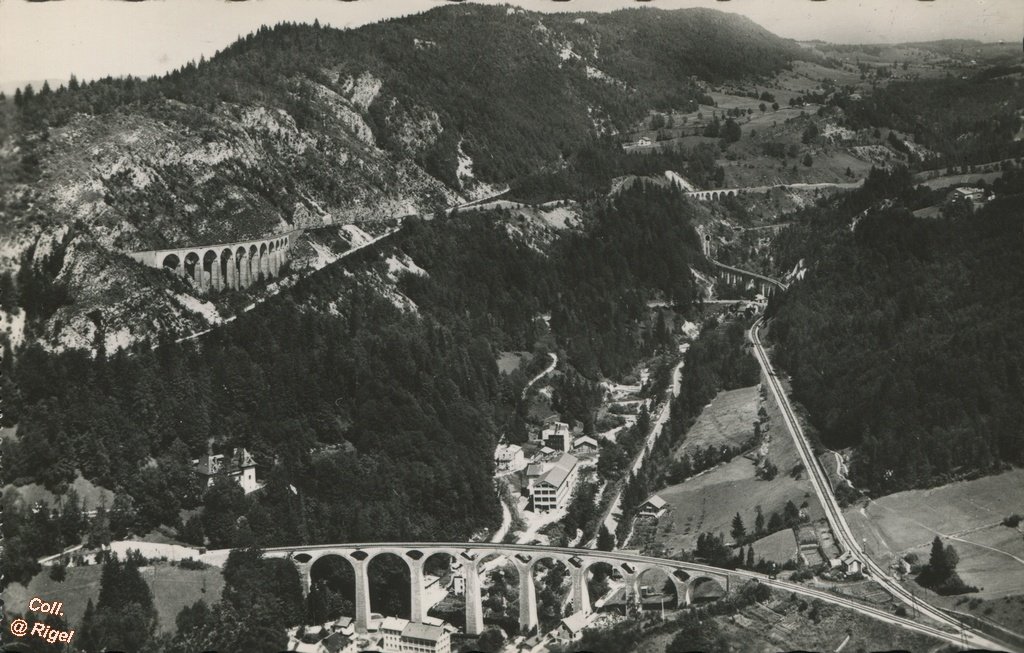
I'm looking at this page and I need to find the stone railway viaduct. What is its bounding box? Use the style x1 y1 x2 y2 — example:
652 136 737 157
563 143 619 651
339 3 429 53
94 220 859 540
684 187 748 201
261 542 735 637
127 230 299 293
714 261 788 298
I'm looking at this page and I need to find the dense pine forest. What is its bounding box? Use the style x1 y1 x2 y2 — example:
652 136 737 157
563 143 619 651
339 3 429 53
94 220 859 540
767 167 1024 494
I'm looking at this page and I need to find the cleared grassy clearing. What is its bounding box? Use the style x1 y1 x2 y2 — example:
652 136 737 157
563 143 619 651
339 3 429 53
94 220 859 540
2 562 224 633
671 385 758 457
846 468 1024 600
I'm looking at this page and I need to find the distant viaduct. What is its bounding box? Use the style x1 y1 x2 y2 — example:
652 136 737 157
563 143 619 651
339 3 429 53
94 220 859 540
128 231 299 293
685 187 747 201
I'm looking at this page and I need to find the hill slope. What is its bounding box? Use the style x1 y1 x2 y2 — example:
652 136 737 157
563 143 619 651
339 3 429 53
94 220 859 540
0 4 806 352
767 170 1024 495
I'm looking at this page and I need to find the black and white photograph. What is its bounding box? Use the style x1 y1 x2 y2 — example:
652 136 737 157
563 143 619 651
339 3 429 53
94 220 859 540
0 1 1023 651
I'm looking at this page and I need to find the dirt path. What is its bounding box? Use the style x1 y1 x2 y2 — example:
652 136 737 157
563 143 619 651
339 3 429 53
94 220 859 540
521 352 558 401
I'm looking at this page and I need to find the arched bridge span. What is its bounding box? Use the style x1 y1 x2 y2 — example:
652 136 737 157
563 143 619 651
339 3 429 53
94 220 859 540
685 188 747 201
713 261 788 298
260 542 735 637
128 230 300 293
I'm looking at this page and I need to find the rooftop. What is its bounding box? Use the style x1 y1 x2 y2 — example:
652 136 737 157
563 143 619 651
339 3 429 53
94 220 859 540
380 616 409 633
320 632 352 653
560 610 589 635
538 452 578 488
642 495 667 509
495 443 524 458
195 447 256 477
402 621 446 642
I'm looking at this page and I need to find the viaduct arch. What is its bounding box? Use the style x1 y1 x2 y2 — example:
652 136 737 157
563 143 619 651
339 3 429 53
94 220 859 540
261 542 736 637
713 261 788 298
685 188 744 202
127 230 299 293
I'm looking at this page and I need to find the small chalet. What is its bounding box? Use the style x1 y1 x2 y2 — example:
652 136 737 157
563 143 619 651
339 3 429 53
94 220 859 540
571 436 599 455
638 495 667 518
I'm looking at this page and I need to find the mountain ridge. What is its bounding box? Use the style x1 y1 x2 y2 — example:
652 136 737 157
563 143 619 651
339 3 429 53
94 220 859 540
0 4 809 353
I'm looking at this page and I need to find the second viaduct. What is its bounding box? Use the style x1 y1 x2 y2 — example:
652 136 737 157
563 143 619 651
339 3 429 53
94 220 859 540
128 231 299 293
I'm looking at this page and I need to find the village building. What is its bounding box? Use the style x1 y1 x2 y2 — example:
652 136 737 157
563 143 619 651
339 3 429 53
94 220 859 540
380 617 409 651
638 495 667 518
318 632 357 653
829 551 863 575
193 447 259 494
571 436 599 455
525 451 579 511
400 621 451 653
555 611 589 641
947 186 986 206
332 617 355 637
494 443 526 473
541 421 571 452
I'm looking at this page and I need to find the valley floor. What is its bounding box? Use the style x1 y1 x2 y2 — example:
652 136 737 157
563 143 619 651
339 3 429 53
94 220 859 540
845 467 1024 601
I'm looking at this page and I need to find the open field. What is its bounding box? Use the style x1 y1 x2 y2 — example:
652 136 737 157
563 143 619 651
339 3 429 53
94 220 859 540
750 528 798 566
2 562 225 633
652 372 823 555
845 468 1024 600
651 454 820 554
496 350 530 374
671 385 758 457
3 473 114 512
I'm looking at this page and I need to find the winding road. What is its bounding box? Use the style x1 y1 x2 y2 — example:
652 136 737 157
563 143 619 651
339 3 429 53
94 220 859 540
521 352 558 401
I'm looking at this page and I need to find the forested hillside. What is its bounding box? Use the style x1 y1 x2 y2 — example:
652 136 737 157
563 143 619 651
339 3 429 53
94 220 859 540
0 183 706 584
767 169 1024 494
0 4 807 354
844 74 1024 168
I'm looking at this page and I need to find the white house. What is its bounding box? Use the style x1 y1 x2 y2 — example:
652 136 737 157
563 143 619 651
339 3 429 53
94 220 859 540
494 443 526 473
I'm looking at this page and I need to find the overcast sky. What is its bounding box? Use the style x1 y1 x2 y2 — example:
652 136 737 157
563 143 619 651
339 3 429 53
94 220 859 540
1 0 1020 94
